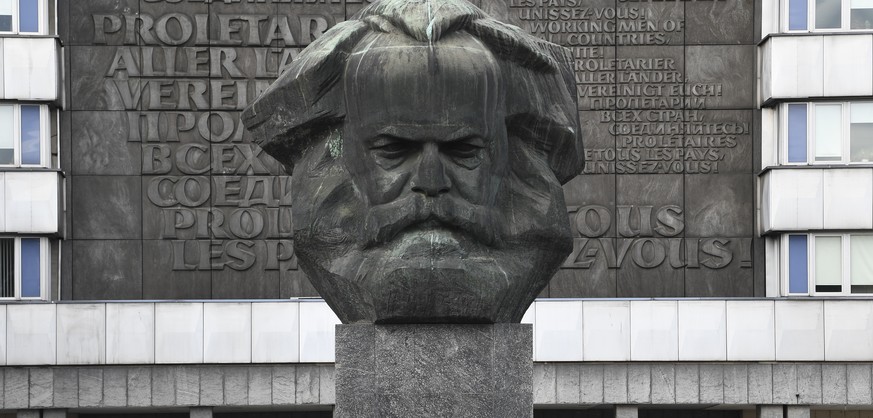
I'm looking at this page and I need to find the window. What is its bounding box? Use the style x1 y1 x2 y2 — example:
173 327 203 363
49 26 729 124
781 102 873 164
786 0 873 30
784 233 873 295
0 237 47 300
0 104 49 167
0 0 43 34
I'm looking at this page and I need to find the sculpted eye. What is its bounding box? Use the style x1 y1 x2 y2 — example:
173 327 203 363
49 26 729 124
443 137 485 159
370 137 416 159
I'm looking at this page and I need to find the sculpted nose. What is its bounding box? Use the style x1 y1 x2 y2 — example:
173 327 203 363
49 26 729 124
411 144 450 197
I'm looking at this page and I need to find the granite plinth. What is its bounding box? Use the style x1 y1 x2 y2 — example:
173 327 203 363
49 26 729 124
334 323 533 418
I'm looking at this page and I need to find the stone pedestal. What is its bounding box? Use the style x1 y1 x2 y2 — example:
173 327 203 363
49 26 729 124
334 323 533 418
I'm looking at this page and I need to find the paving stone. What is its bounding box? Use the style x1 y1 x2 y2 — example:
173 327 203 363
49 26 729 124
52 368 78 408
127 367 152 407
555 364 580 404
5 368 28 409
102 367 127 407
748 364 773 404
272 366 296 405
29 368 53 408
78 368 103 407
248 366 272 406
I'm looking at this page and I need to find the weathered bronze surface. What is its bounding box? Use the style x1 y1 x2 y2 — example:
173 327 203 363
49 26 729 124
243 0 583 323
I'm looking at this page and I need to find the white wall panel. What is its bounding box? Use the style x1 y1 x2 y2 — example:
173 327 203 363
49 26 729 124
775 300 824 360
204 303 251 363
0 172 7 232
824 35 873 97
761 107 778 169
5 173 32 232
0 305 8 365
794 36 825 98
106 303 155 364
678 300 726 361
534 301 582 362
3 172 58 234
763 169 824 232
299 301 340 363
29 172 59 233
252 302 299 363
7 304 55 365
824 301 873 361
823 169 873 229
761 40 772 105
768 36 825 99
0 38 4 98
630 301 678 361
582 301 630 361
56 304 105 364
155 303 203 364
761 0 778 38
2 38 57 100
726 300 775 361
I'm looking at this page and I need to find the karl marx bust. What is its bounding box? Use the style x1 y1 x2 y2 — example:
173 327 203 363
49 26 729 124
243 0 583 324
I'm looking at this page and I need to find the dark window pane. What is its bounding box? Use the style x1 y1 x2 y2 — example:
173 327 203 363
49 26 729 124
816 0 842 28
790 0 809 30
851 123 873 161
0 0 11 32
788 104 808 162
0 239 13 298
20 105 40 165
0 105 12 165
852 7 873 28
852 103 873 162
789 235 809 294
20 238 39 298
18 0 37 32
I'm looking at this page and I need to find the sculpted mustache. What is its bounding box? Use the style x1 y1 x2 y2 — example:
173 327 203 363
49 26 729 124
361 194 502 249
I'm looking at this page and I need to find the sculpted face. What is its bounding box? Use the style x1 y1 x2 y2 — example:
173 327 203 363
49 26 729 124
242 0 583 323
344 32 505 256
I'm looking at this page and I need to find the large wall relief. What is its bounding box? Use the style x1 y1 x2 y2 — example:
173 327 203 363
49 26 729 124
62 0 758 300
510 0 759 297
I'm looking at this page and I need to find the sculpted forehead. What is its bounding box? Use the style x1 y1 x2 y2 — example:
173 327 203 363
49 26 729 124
343 31 503 138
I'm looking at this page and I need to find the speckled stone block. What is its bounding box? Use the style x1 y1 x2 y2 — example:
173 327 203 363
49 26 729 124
335 324 533 418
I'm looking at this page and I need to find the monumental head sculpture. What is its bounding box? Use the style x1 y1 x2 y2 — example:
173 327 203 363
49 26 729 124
242 0 583 324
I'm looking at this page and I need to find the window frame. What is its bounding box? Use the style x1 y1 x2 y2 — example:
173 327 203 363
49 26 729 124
0 237 48 301
0 103 50 168
0 0 47 35
782 233 873 296
784 0 873 32
779 101 873 165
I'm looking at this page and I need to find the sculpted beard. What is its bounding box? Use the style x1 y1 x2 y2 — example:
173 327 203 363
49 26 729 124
361 193 503 251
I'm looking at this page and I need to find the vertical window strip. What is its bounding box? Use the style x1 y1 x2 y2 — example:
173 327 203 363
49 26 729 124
0 239 13 298
17 0 37 33
0 0 12 32
19 105 40 165
0 105 13 165
851 235 873 293
814 104 843 161
788 235 809 294
850 102 873 162
790 0 810 30
815 236 843 292
816 0 843 28
851 0 873 28
788 104 808 163
19 238 39 298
